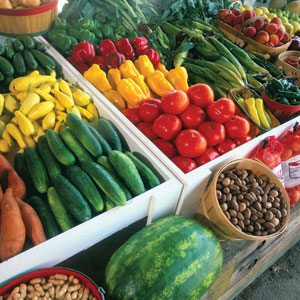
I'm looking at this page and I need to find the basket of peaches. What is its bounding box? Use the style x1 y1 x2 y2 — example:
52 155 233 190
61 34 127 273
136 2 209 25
217 8 292 55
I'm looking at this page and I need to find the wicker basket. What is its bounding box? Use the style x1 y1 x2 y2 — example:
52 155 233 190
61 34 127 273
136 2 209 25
0 0 58 36
197 158 290 241
276 51 300 79
217 17 291 55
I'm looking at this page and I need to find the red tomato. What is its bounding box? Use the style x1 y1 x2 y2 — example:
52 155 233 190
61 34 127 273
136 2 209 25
138 98 162 123
207 98 236 123
187 84 214 108
195 147 220 166
225 116 250 139
216 139 237 155
122 108 142 125
161 90 189 115
287 188 300 206
153 114 182 141
175 129 207 158
172 156 198 173
152 139 177 158
198 121 225 147
234 135 252 146
291 137 300 154
137 122 158 140
179 104 206 129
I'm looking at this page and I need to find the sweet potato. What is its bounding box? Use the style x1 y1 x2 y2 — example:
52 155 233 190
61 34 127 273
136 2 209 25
0 188 26 261
8 168 26 199
0 154 12 189
16 197 46 246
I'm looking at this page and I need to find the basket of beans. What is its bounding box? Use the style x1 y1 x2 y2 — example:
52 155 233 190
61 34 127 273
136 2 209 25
198 158 290 240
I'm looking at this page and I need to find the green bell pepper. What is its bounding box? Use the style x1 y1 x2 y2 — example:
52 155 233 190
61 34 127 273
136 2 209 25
68 27 81 39
53 17 67 29
78 18 96 30
77 30 96 42
126 31 139 40
69 36 78 48
115 27 127 36
91 28 103 41
47 29 67 42
102 25 114 38
52 34 72 52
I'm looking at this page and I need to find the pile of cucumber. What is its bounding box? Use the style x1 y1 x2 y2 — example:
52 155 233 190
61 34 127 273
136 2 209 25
14 113 161 239
0 36 62 93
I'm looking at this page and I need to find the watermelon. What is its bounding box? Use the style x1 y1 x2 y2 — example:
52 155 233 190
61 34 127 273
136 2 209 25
105 216 223 300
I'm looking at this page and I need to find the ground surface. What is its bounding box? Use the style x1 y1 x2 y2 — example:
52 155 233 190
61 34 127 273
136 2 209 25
235 241 300 300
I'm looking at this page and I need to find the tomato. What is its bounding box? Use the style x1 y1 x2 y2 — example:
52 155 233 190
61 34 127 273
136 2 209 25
175 129 207 158
122 108 142 125
216 139 237 155
153 139 177 158
138 98 162 123
291 137 300 154
172 156 198 174
280 138 293 161
234 135 252 146
187 84 214 108
137 122 158 140
161 90 189 115
198 121 225 147
225 116 250 139
179 104 206 129
195 147 220 166
287 188 300 206
152 114 182 141
207 98 236 123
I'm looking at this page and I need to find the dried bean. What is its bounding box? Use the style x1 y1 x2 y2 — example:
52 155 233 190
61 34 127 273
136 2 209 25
220 203 228 212
231 218 238 225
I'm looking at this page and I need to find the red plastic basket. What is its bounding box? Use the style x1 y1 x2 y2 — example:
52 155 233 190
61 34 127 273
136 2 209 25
262 90 300 121
0 267 105 299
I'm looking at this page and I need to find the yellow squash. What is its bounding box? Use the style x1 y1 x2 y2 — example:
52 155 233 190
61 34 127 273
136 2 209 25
14 111 35 136
6 123 26 148
42 112 56 130
19 93 40 115
28 102 55 121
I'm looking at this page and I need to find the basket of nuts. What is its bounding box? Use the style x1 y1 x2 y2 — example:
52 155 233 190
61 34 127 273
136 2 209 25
0 267 105 299
198 158 290 240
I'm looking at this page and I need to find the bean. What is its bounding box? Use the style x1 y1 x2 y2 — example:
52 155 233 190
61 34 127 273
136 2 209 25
238 220 245 230
275 210 282 219
238 194 244 201
237 212 244 221
251 215 258 222
244 219 251 226
271 218 280 227
263 202 272 209
229 209 237 218
261 208 267 214
273 202 280 209
246 225 254 233
264 222 275 230
223 187 230 194
231 200 239 211
224 211 231 220
254 202 262 211
217 183 223 190
226 193 232 201
220 203 228 212
257 218 266 224
254 223 261 231
268 196 275 203
243 208 251 219
231 218 238 225
256 212 263 219
245 194 254 202
268 228 276 234
222 178 231 186
265 211 274 221
261 231 268 236
239 203 247 212
253 231 262 236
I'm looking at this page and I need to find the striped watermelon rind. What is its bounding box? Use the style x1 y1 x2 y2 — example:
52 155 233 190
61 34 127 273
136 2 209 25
105 215 223 300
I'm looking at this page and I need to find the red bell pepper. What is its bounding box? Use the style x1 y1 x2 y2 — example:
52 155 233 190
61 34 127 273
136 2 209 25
99 39 117 57
115 38 135 60
66 56 76 66
74 62 90 74
105 52 125 69
71 41 96 63
90 56 107 71
131 37 149 54
142 49 160 67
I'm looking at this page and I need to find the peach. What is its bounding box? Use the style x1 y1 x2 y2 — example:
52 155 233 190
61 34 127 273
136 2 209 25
234 15 244 25
266 23 279 34
242 9 255 21
224 13 235 26
277 42 284 47
275 28 285 41
232 8 241 16
245 26 257 37
264 42 275 48
218 9 229 20
253 19 265 31
282 32 291 43
256 31 270 43
271 17 282 27
269 34 279 46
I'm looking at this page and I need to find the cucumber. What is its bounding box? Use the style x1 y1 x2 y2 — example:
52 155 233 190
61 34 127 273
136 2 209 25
23 147 50 194
12 53 26 76
94 118 122 151
109 150 145 196
27 196 60 239
104 194 116 211
65 165 104 212
5 38 15 60
47 187 74 231
46 129 75 166
0 44 5 56
37 135 61 178
13 39 24 52
24 50 39 71
31 50 56 71
88 125 112 155
0 56 14 77
81 161 126 206
66 113 102 157
52 174 91 222
18 36 35 50
60 128 93 163
125 152 161 189
97 156 132 200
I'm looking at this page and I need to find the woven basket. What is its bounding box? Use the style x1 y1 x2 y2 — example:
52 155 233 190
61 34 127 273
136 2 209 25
0 0 58 36
197 158 290 241
276 51 300 79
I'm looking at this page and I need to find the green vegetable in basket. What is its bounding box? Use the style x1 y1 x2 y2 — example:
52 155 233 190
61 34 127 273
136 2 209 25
77 30 96 42
52 35 72 52
53 17 67 30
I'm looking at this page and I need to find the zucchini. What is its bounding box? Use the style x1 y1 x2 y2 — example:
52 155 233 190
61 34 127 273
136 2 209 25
95 118 122 151
60 128 92 163
5 38 15 60
88 125 112 155
125 152 161 189
52 174 92 222
37 135 61 178
24 50 39 71
13 39 24 53
0 56 14 77
47 187 74 231
65 165 104 212
109 150 145 196
12 53 26 76
23 147 50 194
18 36 35 50
104 194 116 211
46 129 75 166
81 161 126 206
97 156 132 200
27 196 60 239
31 49 56 71
66 113 102 157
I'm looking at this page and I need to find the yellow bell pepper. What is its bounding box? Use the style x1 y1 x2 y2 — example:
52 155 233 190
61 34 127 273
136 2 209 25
59 79 73 98
42 112 56 130
73 89 91 106
119 60 140 78
15 111 35 136
28 102 55 121
103 90 126 111
132 75 151 98
19 93 40 115
166 67 189 92
0 94 4 116
0 139 10 153
107 69 122 90
5 94 19 114
147 71 174 97
156 63 169 76
134 55 155 78
118 79 147 107
52 90 74 109
84 64 112 93
6 123 26 148
76 106 94 121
